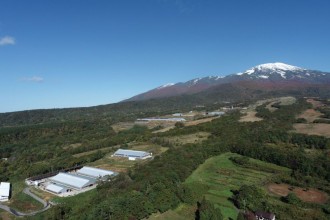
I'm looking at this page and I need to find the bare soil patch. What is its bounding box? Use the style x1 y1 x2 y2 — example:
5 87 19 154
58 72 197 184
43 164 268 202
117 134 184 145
306 98 324 108
185 117 218 126
297 109 323 123
293 123 330 138
239 111 263 122
267 183 328 204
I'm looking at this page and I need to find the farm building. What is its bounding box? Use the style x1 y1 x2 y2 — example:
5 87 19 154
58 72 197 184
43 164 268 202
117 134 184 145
49 172 96 190
45 183 69 194
205 111 225 116
77 166 116 180
113 149 152 160
0 182 10 201
136 118 186 122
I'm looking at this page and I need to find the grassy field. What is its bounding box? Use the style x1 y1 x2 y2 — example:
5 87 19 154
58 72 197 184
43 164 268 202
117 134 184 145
163 132 211 147
87 142 167 173
155 152 290 220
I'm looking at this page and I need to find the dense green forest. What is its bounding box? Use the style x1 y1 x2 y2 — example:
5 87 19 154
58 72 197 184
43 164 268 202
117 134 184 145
1 97 330 219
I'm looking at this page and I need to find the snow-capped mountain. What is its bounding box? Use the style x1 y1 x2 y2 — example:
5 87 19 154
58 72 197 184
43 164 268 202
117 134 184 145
234 62 327 82
125 62 330 101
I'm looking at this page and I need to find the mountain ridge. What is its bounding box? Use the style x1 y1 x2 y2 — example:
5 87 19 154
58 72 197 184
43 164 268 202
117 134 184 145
125 62 330 101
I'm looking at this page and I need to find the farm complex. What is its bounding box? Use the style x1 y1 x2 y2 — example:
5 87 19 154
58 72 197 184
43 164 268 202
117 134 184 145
26 166 117 197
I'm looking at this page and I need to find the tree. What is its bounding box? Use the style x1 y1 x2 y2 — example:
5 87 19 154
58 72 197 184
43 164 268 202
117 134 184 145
196 197 223 220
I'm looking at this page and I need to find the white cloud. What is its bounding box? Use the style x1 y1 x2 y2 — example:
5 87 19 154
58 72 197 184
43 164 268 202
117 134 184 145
20 76 44 83
0 36 15 46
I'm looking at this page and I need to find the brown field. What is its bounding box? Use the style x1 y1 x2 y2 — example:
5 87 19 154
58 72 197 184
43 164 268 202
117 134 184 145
306 98 324 108
293 123 330 138
185 116 218 126
239 111 263 122
152 126 175 133
152 116 219 133
297 109 323 123
267 183 328 204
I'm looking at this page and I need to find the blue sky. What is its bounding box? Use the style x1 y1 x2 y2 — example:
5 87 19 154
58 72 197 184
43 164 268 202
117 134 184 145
1 0 330 113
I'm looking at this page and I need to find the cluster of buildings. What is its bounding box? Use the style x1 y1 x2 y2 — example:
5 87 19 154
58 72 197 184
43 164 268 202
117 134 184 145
30 149 152 196
33 166 117 196
0 182 10 202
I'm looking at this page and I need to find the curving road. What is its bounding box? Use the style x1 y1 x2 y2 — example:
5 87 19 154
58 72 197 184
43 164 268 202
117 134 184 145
0 187 51 217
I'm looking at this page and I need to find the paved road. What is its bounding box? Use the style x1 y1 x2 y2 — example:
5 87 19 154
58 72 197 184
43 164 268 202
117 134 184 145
0 187 50 217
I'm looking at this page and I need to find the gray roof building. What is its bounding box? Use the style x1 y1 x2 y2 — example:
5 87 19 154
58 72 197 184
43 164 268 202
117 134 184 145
49 172 95 189
46 184 68 194
113 149 151 159
77 166 115 179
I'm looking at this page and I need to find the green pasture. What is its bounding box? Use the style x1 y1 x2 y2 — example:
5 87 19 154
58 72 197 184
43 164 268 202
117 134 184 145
183 152 289 220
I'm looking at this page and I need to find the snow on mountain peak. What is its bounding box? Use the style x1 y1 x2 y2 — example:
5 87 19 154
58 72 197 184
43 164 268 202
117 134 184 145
157 83 175 90
236 62 305 79
254 62 303 72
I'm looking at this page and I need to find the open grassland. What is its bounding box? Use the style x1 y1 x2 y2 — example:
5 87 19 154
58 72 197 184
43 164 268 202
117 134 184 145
87 142 167 173
153 117 219 133
297 109 323 123
294 98 330 137
239 111 263 122
164 132 211 146
111 122 135 133
184 153 289 219
152 153 289 220
240 96 296 122
293 123 330 138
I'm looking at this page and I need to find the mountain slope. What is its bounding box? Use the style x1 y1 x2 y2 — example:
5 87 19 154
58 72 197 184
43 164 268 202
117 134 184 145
126 62 330 101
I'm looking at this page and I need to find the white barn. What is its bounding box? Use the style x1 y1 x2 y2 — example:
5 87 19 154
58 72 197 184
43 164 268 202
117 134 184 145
77 166 115 179
0 182 10 201
45 184 68 194
113 149 152 160
49 173 95 190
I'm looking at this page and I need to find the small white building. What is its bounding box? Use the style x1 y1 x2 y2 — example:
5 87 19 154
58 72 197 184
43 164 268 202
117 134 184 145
45 184 68 194
0 182 10 201
112 149 152 160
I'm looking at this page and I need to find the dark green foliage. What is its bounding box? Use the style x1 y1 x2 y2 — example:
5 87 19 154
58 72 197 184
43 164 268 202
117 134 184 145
233 185 268 212
282 192 301 205
296 117 307 123
174 121 185 128
197 198 223 220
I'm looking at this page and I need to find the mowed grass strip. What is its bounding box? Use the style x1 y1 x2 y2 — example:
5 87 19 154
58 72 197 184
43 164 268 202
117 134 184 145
184 152 289 220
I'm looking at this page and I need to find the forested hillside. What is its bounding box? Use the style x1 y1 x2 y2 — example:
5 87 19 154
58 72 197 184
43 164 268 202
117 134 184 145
1 99 322 219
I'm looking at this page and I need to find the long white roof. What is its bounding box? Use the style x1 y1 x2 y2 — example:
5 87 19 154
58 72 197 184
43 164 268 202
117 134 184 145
0 182 10 197
114 149 150 157
46 184 65 194
77 166 114 178
49 173 95 189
